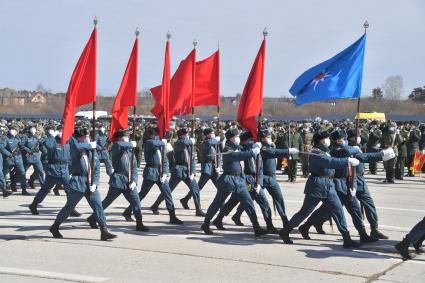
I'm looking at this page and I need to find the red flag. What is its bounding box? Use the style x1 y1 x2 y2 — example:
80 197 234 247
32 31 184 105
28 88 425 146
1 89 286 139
62 27 97 145
194 50 220 106
151 41 171 139
109 37 139 141
237 39 266 141
151 49 196 132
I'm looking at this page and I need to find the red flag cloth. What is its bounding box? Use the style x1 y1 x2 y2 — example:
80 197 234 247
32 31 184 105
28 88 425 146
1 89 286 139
194 50 220 106
62 27 97 145
151 41 171 139
151 49 196 134
237 39 266 141
109 37 139 141
410 151 425 173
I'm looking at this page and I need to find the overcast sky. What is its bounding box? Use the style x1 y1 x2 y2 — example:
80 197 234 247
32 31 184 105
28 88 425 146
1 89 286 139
0 0 424 98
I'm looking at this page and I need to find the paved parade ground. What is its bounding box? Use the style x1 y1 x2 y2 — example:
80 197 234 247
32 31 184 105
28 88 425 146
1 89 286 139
0 165 424 283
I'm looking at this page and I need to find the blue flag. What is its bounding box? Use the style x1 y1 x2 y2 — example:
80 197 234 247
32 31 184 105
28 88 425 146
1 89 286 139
289 34 366 105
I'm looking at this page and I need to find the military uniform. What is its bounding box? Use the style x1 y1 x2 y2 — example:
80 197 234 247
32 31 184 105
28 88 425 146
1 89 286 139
282 128 303 182
201 136 266 237
1 127 28 195
274 129 286 171
49 134 116 241
395 128 408 180
0 141 11 197
381 126 401 183
366 126 382 174
152 135 203 216
95 130 113 176
395 217 425 260
301 128 313 177
22 130 45 189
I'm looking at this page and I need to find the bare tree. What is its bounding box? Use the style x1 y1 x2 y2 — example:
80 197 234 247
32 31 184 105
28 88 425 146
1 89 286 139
36 83 46 92
382 75 403 100
371 87 383 99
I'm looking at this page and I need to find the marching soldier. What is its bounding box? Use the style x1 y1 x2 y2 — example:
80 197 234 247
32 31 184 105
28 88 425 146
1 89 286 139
49 127 116 241
395 125 408 180
151 128 204 217
0 140 12 197
274 123 286 174
366 121 382 175
395 217 425 260
122 127 183 224
201 128 267 237
278 130 362 248
1 125 29 195
87 129 148 232
283 123 303 182
180 128 221 209
95 124 113 176
211 131 276 233
22 124 45 189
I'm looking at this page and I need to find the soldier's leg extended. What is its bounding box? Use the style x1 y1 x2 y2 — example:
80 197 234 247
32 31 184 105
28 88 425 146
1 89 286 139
213 193 241 229
396 217 425 260
102 158 113 176
29 175 60 214
235 188 267 236
181 172 212 209
88 186 121 228
85 190 117 241
395 156 405 179
357 187 387 239
123 179 155 221
182 177 203 215
33 160 45 187
152 174 180 208
288 160 298 181
264 182 289 228
15 160 28 194
202 188 231 234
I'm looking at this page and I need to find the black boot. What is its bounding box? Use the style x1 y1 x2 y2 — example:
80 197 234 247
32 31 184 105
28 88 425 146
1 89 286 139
395 237 412 260
21 188 30 196
28 178 35 189
150 203 159 215
70 209 81 217
53 186 60 196
2 187 12 198
29 202 39 215
313 221 326 234
136 218 149 232
370 227 388 239
196 209 206 217
49 224 63 238
201 221 213 235
359 229 378 243
266 220 278 234
100 227 117 241
299 222 312 240
212 215 226 230
180 196 190 210
253 223 267 237
413 234 425 254
122 207 134 222
231 213 244 226
86 215 98 229
342 232 362 249
278 227 293 244
168 209 184 225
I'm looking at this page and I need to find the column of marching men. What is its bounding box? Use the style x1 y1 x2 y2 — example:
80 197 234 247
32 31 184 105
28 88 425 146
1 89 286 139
0 118 425 260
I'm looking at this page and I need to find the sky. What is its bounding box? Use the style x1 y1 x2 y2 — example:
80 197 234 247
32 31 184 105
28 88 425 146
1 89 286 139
0 0 424 98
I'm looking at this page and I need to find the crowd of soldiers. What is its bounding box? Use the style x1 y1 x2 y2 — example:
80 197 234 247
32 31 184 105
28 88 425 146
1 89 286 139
0 117 424 260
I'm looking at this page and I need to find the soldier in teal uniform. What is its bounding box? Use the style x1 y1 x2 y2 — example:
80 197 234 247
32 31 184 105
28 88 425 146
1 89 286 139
49 127 116 241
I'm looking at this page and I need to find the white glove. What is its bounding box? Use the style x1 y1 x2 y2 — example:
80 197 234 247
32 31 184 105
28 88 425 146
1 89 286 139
130 141 137 148
189 173 195 181
89 184 97 192
90 141 97 149
190 138 196 145
161 139 167 144
252 146 260 155
254 185 261 194
395 129 400 134
352 145 362 153
160 175 168 183
215 136 221 142
376 143 381 148
381 148 395 161
422 149 425 154
255 142 262 148
129 181 137 190
350 188 356 197
348 157 360 167
288 148 299 154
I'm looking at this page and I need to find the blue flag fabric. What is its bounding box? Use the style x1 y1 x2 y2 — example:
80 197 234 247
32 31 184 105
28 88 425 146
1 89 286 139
289 34 366 105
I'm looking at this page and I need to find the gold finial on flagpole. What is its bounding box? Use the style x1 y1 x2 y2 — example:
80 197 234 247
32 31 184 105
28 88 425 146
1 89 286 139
363 21 369 34
93 16 98 26
263 27 268 38
135 27 140 37
166 31 171 41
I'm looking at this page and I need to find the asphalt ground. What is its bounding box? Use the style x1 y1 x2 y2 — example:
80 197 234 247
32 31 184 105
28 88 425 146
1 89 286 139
0 163 424 282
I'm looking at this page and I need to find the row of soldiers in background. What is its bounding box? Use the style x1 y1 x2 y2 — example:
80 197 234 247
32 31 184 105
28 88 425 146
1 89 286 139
1 117 425 199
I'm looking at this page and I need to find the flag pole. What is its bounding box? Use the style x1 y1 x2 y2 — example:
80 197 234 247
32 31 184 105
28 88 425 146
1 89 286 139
130 28 140 182
190 39 197 177
161 32 171 178
350 21 369 202
90 16 98 187
216 41 220 169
